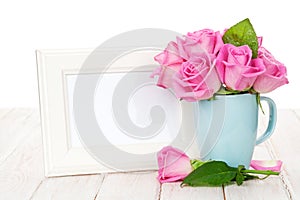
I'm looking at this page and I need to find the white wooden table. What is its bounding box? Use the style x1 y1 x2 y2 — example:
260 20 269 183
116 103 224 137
0 108 299 200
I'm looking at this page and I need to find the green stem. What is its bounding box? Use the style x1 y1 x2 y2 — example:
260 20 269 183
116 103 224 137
242 169 279 176
256 93 265 114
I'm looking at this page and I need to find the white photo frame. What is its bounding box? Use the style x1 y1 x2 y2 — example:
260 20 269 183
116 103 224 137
37 48 198 177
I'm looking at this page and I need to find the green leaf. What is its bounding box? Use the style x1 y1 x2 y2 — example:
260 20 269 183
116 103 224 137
216 87 241 95
181 161 237 187
235 173 244 186
190 159 208 170
235 165 245 186
222 18 259 58
216 86 250 95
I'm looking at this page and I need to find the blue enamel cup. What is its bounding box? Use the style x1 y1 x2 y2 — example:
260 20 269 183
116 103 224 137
194 93 277 168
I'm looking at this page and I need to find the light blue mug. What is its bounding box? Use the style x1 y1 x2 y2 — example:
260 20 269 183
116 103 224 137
194 93 277 168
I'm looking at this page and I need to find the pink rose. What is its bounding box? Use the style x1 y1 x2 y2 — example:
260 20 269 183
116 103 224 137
172 52 221 101
152 41 184 88
177 29 223 60
154 41 184 67
152 39 221 101
216 44 266 91
253 47 288 93
157 146 193 183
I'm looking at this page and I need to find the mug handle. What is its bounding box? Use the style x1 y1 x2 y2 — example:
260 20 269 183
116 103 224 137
256 96 277 145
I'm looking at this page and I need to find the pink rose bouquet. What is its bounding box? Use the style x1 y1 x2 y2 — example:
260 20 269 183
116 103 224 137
152 18 288 101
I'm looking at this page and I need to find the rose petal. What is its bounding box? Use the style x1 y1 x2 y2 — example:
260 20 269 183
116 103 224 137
250 160 283 172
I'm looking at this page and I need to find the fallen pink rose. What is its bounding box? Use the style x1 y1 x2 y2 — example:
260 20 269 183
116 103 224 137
157 146 193 183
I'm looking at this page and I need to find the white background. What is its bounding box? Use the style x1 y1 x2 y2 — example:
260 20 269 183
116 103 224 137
0 0 299 108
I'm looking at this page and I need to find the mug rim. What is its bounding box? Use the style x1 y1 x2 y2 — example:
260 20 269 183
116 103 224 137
214 92 256 99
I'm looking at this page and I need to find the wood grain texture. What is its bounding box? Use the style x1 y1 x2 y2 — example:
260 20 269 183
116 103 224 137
97 171 160 200
224 142 290 199
0 123 44 200
225 177 289 200
293 109 300 119
268 109 300 200
0 109 12 119
160 182 223 200
31 174 104 200
0 108 39 163
0 109 299 200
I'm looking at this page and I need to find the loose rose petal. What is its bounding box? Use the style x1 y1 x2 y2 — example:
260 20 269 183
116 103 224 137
250 160 283 172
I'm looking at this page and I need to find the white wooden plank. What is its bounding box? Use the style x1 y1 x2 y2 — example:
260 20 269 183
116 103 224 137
225 177 288 200
0 125 44 200
0 109 13 119
31 174 104 200
160 182 223 200
267 109 300 200
0 108 40 163
0 108 296 200
224 142 289 199
293 109 300 118
97 171 160 200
